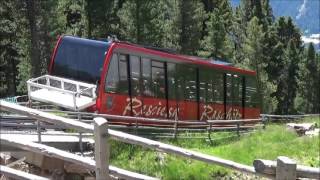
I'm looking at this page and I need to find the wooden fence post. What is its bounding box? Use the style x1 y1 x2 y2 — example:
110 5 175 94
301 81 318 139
37 120 42 143
276 156 297 180
173 117 178 138
236 122 240 138
78 113 83 153
94 117 110 180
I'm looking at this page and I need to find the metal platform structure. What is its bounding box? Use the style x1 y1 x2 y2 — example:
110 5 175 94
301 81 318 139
27 75 96 111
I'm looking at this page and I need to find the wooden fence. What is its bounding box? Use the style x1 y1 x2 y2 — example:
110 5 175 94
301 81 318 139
45 109 264 140
261 114 320 122
0 165 50 180
1 100 319 180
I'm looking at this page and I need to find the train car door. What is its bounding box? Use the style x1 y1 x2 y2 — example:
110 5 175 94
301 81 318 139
151 60 167 119
175 65 198 120
140 59 167 119
167 63 179 120
102 53 131 117
244 76 260 118
232 75 243 119
225 73 243 119
199 70 225 120
198 69 214 121
128 55 143 117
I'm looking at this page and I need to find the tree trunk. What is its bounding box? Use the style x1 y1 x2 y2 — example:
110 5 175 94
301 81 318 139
26 0 41 78
135 0 141 43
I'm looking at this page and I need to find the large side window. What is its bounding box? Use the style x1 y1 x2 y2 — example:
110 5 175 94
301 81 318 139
142 58 152 96
246 76 259 108
130 55 141 96
185 67 197 101
199 69 214 103
226 73 233 105
151 61 165 98
175 65 185 100
105 54 119 93
212 72 224 104
233 75 242 106
105 53 129 94
176 65 197 101
167 63 176 100
118 54 129 94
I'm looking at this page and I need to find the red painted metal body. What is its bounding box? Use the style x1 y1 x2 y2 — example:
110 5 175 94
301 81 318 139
49 36 260 125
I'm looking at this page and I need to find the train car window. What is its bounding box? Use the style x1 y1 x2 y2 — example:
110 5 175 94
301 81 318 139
233 75 242 106
167 63 176 100
105 54 119 93
130 55 141 96
175 65 197 101
246 76 259 108
152 61 164 68
183 66 197 101
142 58 152 96
226 73 233 105
151 61 165 98
199 70 206 102
175 65 185 101
208 78 214 103
118 54 129 94
199 69 213 102
212 72 224 104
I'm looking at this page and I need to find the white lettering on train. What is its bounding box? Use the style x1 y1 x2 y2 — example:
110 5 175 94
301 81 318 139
122 98 179 119
123 98 242 120
200 105 242 120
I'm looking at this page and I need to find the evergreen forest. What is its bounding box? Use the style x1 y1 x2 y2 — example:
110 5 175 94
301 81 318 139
0 0 319 114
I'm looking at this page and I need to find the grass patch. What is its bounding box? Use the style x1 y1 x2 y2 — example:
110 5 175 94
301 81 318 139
109 117 319 179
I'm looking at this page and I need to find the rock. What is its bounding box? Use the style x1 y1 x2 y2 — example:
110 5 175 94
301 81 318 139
0 153 11 165
287 123 317 136
305 128 320 137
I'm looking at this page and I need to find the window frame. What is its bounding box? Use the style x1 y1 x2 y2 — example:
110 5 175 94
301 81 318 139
104 53 129 95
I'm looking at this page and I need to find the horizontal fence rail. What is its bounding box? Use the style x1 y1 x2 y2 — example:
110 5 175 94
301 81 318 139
1 100 319 179
261 114 320 122
50 110 262 126
2 104 264 139
254 159 320 179
0 165 50 180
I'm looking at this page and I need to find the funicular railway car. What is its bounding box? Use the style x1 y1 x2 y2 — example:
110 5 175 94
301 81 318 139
38 35 260 125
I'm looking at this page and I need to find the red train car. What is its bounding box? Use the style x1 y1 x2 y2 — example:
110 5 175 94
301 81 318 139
49 36 261 121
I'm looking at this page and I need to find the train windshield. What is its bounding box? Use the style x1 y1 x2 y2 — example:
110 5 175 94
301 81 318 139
51 36 111 84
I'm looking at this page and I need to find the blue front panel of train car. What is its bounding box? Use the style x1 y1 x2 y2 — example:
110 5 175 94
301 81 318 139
51 36 111 84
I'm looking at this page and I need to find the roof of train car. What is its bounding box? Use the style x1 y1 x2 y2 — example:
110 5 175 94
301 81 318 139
112 41 256 76
50 35 256 76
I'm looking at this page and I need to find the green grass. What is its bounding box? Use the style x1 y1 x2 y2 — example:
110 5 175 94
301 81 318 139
109 117 320 179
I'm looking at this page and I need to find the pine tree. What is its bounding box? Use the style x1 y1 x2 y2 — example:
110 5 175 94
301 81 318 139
56 0 88 37
0 1 20 96
117 0 181 50
271 17 303 114
299 43 319 113
314 53 320 113
230 6 246 65
198 0 233 60
261 0 274 26
283 40 300 114
178 0 205 55
26 0 41 78
231 0 267 65
243 17 267 111
85 0 122 38
16 0 61 93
